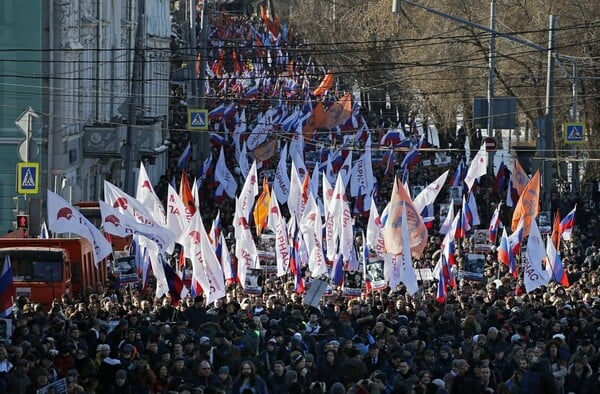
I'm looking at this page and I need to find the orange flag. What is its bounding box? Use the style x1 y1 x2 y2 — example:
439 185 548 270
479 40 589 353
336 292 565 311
313 72 334 96
179 171 196 217
253 177 271 236
511 170 540 238
324 93 352 129
254 139 277 161
303 102 326 141
383 177 429 258
551 209 561 249
512 158 529 196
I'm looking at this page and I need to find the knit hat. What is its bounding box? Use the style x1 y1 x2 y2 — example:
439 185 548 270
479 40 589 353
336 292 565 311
219 366 229 375
115 370 127 379
291 354 305 367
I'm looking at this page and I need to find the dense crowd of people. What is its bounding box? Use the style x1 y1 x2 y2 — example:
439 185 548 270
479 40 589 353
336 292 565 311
3 2 600 394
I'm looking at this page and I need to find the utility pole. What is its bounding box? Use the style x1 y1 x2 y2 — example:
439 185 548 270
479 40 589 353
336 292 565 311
193 0 210 165
124 0 145 195
487 0 496 139
571 63 579 196
542 15 557 212
487 0 496 174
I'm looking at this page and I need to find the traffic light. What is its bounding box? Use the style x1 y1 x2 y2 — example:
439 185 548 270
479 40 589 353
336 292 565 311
16 215 29 229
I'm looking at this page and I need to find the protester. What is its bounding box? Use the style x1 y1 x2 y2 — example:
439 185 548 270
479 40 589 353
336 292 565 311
4 3 600 394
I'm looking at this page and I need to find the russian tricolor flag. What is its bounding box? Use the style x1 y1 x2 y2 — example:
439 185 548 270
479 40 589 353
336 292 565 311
449 160 466 187
497 228 517 278
0 255 15 318
177 142 192 170
401 149 420 171
559 206 576 241
488 203 501 243
436 268 447 303
289 227 304 293
331 253 345 288
162 259 186 305
494 162 507 192
546 235 569 287
208 102 226 120
210 133 226 148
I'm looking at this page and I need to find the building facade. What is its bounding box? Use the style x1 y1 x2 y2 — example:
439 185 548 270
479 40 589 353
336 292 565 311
0 0 172 234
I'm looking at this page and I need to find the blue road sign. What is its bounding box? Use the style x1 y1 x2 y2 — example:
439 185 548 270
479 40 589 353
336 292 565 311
17 162 39 194
187 109 209 131
564 122 585 144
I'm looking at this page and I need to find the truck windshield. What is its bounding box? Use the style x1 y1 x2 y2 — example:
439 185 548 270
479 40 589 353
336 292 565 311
0 251 64 282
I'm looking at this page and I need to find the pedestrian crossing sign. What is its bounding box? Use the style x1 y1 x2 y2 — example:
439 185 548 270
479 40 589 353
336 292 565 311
17 162 39 194
564 122 585 144
187 109 209 131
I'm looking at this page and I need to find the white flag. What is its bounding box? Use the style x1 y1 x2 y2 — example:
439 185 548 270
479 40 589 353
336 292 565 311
246 120 269 151
524 219 550 293
331 174 354 261
232 108 247 148
104 181 162 228
464 144 488 191
99 201 175 252
215 146 238 199
219 232 235 284
47 190 112 265
236 140 250 179
273 143 290 204
350 137 374 197
137 236 168 299
166 184 189 241
366 198 386 256
235 198 259 288
324 152 337 187
179 211 225 303
400 202 419 295
300 193 327 277
287 161 305 221
136 162 166 225
413 170 449 213
439 203 455 236
267 189 289 277
237 160 259 223
339 151 353 188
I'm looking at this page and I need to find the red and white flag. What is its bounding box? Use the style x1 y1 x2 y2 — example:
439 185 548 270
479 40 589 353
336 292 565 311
329 174 354 262
166 183 190 240
464 144 488 191
178 211 225 303
136 162 166 225
300 193 327 277
267 189 289 277
99 201 175 252
104 181 162 228
48 190 112 265
235 198 259 288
